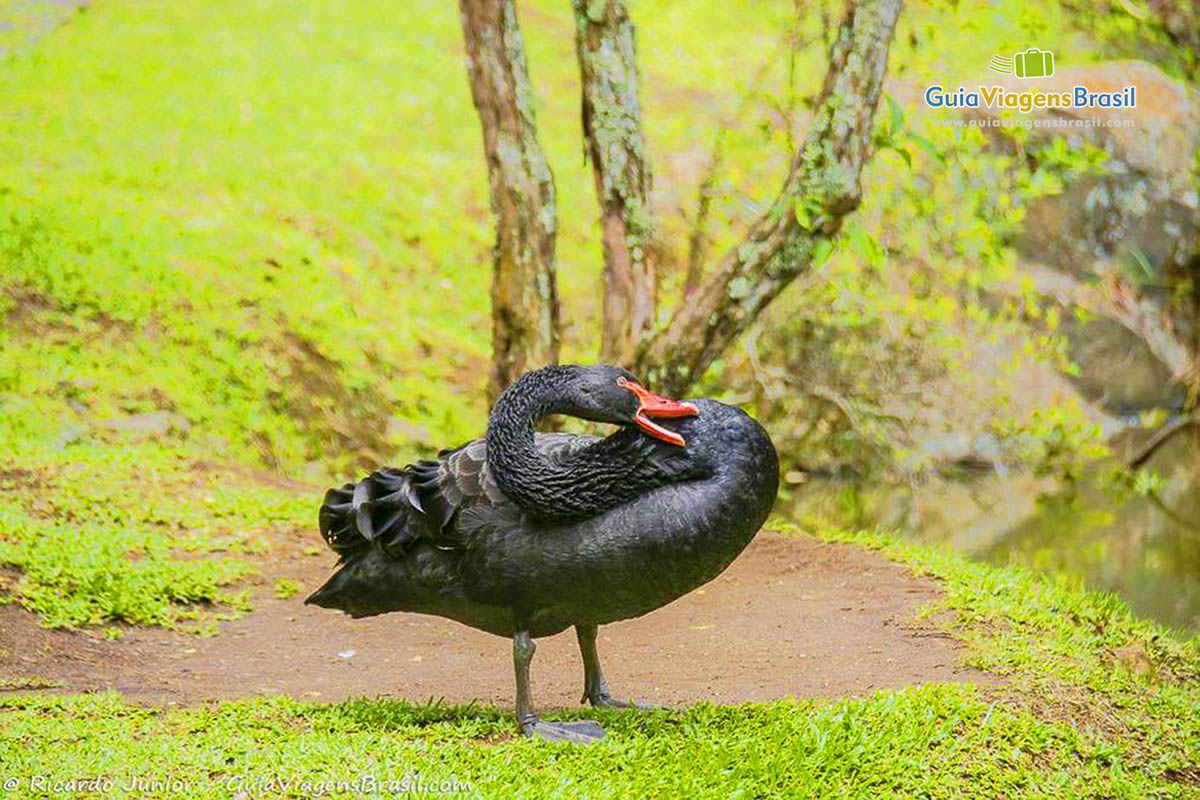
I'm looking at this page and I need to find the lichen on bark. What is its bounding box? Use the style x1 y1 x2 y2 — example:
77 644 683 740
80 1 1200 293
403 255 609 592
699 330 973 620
572 0 656 366
460 0 561 403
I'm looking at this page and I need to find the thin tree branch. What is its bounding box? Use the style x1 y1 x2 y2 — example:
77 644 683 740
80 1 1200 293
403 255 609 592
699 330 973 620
1145 488 1200 533
684 34 801 296
460 0 561 403
1129 411 1200 468
633 0 903 395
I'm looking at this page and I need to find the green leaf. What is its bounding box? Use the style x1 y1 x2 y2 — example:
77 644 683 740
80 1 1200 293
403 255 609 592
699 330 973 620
794 199 811 230
905 133 945 164
813 238 835 267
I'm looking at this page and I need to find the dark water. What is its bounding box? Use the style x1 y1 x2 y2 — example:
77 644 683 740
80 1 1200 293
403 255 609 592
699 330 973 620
980 436 1200 634
788 433 1200 636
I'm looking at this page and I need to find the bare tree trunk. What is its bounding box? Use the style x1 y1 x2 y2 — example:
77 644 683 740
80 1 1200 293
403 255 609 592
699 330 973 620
572 0 656 366
460 0 561 403
633 0 903 396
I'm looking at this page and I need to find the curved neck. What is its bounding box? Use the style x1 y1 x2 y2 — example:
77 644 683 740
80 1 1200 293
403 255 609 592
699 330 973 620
485 367 679 520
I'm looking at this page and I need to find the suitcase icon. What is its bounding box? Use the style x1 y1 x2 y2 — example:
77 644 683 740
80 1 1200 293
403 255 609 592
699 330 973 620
1013 48 1054 79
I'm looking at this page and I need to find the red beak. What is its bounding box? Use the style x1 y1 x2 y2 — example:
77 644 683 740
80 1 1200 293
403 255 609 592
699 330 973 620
617 377 699 447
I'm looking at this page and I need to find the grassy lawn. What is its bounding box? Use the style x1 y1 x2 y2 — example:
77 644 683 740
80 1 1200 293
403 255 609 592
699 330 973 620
0 526 1196 797
0 0 797 628
0 441 310 629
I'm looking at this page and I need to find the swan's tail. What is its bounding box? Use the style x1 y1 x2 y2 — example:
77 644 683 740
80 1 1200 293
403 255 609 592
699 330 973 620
304 540 459 617
316 467 422 560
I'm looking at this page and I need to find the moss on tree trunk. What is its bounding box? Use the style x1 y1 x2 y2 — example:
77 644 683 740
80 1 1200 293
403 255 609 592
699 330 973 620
459 0 561 403
572 0 656 366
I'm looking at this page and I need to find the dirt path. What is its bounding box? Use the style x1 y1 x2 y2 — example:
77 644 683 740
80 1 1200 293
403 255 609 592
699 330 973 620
0 533 992 708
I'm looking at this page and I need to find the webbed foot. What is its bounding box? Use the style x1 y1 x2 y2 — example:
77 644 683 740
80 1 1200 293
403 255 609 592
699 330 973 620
585 691 662 710
523 718 606 744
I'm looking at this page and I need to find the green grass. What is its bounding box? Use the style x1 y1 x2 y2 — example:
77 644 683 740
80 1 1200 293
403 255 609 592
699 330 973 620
0 440 311 628
804 526 1200 782
1 0 1149 477
3 0 1179 628
0 687 1162 798
0 0 798 627
0 0 804 476
1 526 1196 797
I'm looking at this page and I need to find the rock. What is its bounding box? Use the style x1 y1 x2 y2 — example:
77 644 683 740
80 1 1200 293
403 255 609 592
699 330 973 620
974 61 1199 413
96 411 191 438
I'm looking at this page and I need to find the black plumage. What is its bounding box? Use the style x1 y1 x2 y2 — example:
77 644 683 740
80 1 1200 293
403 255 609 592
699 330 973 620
307 364 779 742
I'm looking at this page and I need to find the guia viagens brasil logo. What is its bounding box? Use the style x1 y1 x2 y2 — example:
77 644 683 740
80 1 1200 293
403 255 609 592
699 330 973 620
924 48 1136 113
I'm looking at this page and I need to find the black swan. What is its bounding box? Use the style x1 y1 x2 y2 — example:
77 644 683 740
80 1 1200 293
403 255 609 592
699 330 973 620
306 364 779 742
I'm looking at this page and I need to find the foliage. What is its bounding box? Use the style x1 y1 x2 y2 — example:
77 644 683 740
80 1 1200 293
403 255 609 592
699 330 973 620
2 0 1186 493
0 0 1193 637
668 0 1154 491
719 115 1105 483
1 10 1196 795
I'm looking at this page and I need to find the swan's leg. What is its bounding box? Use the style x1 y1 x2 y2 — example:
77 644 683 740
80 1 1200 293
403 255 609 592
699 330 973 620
575 623 663 710
513 629 605 744
575 624 630 708
513 631 539 731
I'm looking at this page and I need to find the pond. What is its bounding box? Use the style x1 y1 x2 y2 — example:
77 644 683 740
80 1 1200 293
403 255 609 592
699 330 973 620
983 435 1200 635
786 431 1200 636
